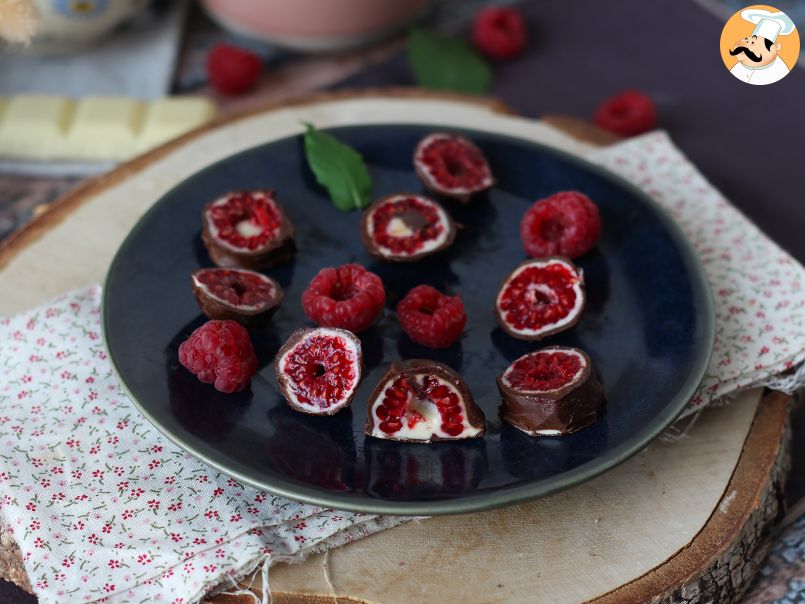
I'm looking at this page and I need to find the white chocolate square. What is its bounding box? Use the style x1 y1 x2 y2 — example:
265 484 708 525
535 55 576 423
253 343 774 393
0 95 216 161
65 97 146 160
138 98 216 152
0 95 75 158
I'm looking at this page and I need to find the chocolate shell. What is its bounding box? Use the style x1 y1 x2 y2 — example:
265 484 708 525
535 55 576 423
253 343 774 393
494 257 586 340
498 346 604 436
274 327 363 416
359 193 456 262
364 359 485 442
191 268 283 326
201 189 296 270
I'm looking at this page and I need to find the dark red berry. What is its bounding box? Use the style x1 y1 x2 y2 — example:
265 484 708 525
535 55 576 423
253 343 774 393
593 90 657 137
301 263 386 333
178 320 258 393
206 44 262 95
520 191 601 259
472 7 526 60
365 360 485 441
397 285 466 349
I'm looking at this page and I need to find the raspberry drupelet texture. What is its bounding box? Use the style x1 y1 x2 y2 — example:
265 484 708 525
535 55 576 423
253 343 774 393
593 89 657 137
397 285 467 349
505 349 584 392
206 44 262 95
520 191 601 259
472 7 527 60
301 263 386 333
178 320 258 393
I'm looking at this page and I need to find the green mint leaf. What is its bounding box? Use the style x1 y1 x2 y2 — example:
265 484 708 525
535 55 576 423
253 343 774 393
303 122 372 211
407 28 492 94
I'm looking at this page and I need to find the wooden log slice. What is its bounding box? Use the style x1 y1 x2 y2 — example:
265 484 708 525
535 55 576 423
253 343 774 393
0 91 791 604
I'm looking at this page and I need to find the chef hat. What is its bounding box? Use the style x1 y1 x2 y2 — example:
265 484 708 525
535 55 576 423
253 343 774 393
741 8 796 42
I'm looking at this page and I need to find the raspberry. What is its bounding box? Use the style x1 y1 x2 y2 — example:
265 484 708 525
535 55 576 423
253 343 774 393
301 264 385 333
206 44 262 95
472 7 527 60
505 349 584 392
178 320 258 393
397 285 466 349
520 191 601 259
593 90 657 137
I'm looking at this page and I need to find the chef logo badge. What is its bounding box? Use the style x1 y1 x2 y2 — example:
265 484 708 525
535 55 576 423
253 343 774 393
720 5 799 85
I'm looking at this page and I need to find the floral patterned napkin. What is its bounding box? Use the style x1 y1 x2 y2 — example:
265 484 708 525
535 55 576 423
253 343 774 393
0 131 803 603
591 132 805 419
0 286 405 603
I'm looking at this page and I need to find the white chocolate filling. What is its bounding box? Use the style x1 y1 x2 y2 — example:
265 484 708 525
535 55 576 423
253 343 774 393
369 374 482 441
205 192 280 253
366 195 451 257
235 220 264 238
386 217 414 238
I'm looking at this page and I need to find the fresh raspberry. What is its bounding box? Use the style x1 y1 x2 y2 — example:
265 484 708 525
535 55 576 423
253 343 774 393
520 191 601 259
178 320 258 393
472 7 527 60
206 44 262 95
302 264 385 333
593 90 657 137
397 285 466 349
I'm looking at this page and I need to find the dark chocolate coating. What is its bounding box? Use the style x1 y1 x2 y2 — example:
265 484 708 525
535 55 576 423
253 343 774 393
201 189 296 270
413 133 495 203
364 359 486 442
497 347 604 436
191 268 283 326
494 256 586 341
359 193 456 262
274 327 363 416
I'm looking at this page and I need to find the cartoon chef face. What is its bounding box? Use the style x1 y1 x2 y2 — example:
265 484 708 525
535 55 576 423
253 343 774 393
730 34 781 68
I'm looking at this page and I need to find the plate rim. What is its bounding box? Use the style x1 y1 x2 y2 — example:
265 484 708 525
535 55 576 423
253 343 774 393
102 122 715 515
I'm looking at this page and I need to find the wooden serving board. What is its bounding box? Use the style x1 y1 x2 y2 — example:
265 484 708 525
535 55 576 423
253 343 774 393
0 90 791 603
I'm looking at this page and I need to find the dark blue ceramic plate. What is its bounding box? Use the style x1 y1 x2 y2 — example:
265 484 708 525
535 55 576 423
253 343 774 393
103 124 713 515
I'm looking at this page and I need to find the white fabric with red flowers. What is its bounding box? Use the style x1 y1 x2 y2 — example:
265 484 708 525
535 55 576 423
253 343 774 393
0 284 406 603
592 132 805 418
0 132 803 603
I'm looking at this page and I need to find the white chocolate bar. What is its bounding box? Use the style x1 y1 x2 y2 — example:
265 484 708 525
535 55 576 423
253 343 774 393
0 96 75 158
67 97 146 160
0 95 216 162
137 98 217 153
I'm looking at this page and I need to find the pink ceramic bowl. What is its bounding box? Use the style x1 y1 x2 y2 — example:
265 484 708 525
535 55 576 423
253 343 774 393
201 0 429 51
